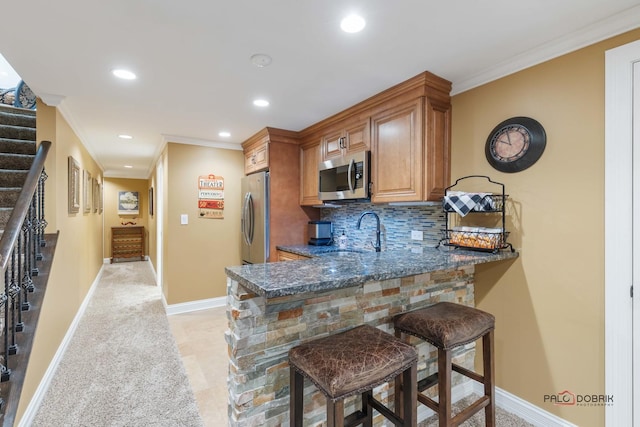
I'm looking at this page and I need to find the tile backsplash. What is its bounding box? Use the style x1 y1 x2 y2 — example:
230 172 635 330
320 201 445 252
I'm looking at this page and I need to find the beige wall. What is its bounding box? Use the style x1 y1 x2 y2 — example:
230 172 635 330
163 143 244 304
18 101 104 421
103 177 150 259
453 28 640 426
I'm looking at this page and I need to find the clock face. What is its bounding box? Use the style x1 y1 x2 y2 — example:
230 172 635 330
485 117 546 173
490 125 531 162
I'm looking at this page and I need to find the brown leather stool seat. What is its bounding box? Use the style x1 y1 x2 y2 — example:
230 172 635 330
289 324 418 427
394 302 496 427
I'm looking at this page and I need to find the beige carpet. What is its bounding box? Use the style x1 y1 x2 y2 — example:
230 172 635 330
32 261 203 426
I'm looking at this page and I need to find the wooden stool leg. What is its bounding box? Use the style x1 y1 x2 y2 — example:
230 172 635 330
327 399 345 427
483 331 495 427
402 363 417 427
362 390 373 427
438 348 452 427
290 367 304 427
394 329 404 419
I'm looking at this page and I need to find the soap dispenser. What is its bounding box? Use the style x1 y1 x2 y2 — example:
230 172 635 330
338 231 347 249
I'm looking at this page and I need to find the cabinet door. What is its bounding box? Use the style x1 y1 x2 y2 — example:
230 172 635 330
300 142 322 206
245 143 269 174
424 97 451 200
322 129 344 160
370 99 423 203
277 250 299 261
344 118 370 156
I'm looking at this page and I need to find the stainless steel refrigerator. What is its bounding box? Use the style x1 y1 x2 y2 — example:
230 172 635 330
241 171 269 264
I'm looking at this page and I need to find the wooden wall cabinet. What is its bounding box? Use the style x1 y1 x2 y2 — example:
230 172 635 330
321 117 370 161
370 99 423 203
111 226 145 263
298 71 452 205
243 135 269 175
299 140 322 206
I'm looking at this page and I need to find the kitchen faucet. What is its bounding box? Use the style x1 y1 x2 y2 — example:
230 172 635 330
356 211 381 252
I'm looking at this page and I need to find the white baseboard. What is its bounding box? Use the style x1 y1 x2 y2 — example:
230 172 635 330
472 382 577 427
18 265 106 427
164 295 226 316
103 256 149 264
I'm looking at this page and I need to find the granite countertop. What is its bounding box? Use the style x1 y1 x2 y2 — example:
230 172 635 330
225 245 518 299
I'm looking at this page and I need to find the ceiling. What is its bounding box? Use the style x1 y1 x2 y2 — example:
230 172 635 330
1 1 639 179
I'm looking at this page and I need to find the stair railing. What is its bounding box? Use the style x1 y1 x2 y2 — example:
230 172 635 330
0 140 50 417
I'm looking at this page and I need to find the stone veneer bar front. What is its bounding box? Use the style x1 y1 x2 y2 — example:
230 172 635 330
225 247 517 426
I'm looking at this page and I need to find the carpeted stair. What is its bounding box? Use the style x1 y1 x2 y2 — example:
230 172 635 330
0 104 36 232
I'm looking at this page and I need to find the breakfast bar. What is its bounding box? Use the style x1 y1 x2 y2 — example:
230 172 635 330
224 247 517 426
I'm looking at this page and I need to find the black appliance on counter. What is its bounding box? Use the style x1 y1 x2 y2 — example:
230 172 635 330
308 220 332 245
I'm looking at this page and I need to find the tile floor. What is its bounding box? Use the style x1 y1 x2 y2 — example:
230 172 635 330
168 306 228 427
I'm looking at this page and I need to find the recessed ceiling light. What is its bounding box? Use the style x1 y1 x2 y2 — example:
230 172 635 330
253 99 269 107
340 14 366 33
250 53 272 68
112 69 137 80
124 165 133 169
218 131 231 137
118 134 133 139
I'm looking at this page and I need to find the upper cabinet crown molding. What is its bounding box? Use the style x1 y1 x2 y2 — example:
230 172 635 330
242 127 301 175
298 71 451 140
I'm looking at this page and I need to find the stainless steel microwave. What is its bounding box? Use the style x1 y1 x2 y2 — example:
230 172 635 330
318 151 370 201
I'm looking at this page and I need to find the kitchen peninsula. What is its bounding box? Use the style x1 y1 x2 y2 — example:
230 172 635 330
225 246 517 426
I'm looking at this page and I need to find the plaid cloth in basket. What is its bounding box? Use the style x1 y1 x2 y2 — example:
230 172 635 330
442 192 495 216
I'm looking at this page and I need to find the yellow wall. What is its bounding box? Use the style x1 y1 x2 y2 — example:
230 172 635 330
18 101 104 421
163 142 244 304
454 28 640 426
103 178 150 259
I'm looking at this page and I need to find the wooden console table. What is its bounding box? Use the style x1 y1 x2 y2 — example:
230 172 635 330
111 226 145 263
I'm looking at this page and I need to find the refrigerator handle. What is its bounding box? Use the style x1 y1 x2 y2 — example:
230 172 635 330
242 192 251 245
247 193 255 244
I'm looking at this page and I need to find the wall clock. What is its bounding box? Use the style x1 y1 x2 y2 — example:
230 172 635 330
485 116 546 173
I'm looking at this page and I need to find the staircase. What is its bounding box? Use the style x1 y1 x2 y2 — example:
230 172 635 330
0 104 52 426
0 104 36 233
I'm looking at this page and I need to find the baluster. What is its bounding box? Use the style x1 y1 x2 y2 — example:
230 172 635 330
21 220 34 310
29 198 39 278
1 270 10 382
38 169 48 250
15 234 24 332
8 249 18 356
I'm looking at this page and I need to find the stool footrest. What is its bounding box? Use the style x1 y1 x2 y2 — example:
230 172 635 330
418 372 439 392
452 363 484 384
368 395 404 426
451 395 491 426
344 410 367 427
417 392 439 413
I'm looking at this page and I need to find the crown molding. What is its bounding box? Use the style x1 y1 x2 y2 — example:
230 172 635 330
452 5 640 95
38 93 66 107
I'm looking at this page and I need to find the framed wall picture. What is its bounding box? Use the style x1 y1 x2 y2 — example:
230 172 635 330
149 187 154 216
83 170 92 213
118 191 139 215
99 182 103 214
93 178 100 213
68 156 80 214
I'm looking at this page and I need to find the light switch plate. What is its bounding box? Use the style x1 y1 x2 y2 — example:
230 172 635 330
181 214 188 225
411 230 423 241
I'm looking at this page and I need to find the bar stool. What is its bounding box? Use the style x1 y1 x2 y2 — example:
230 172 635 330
394 302 495 427
288 324 418 427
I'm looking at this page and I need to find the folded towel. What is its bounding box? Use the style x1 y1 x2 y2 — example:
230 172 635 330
443 192 495 216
